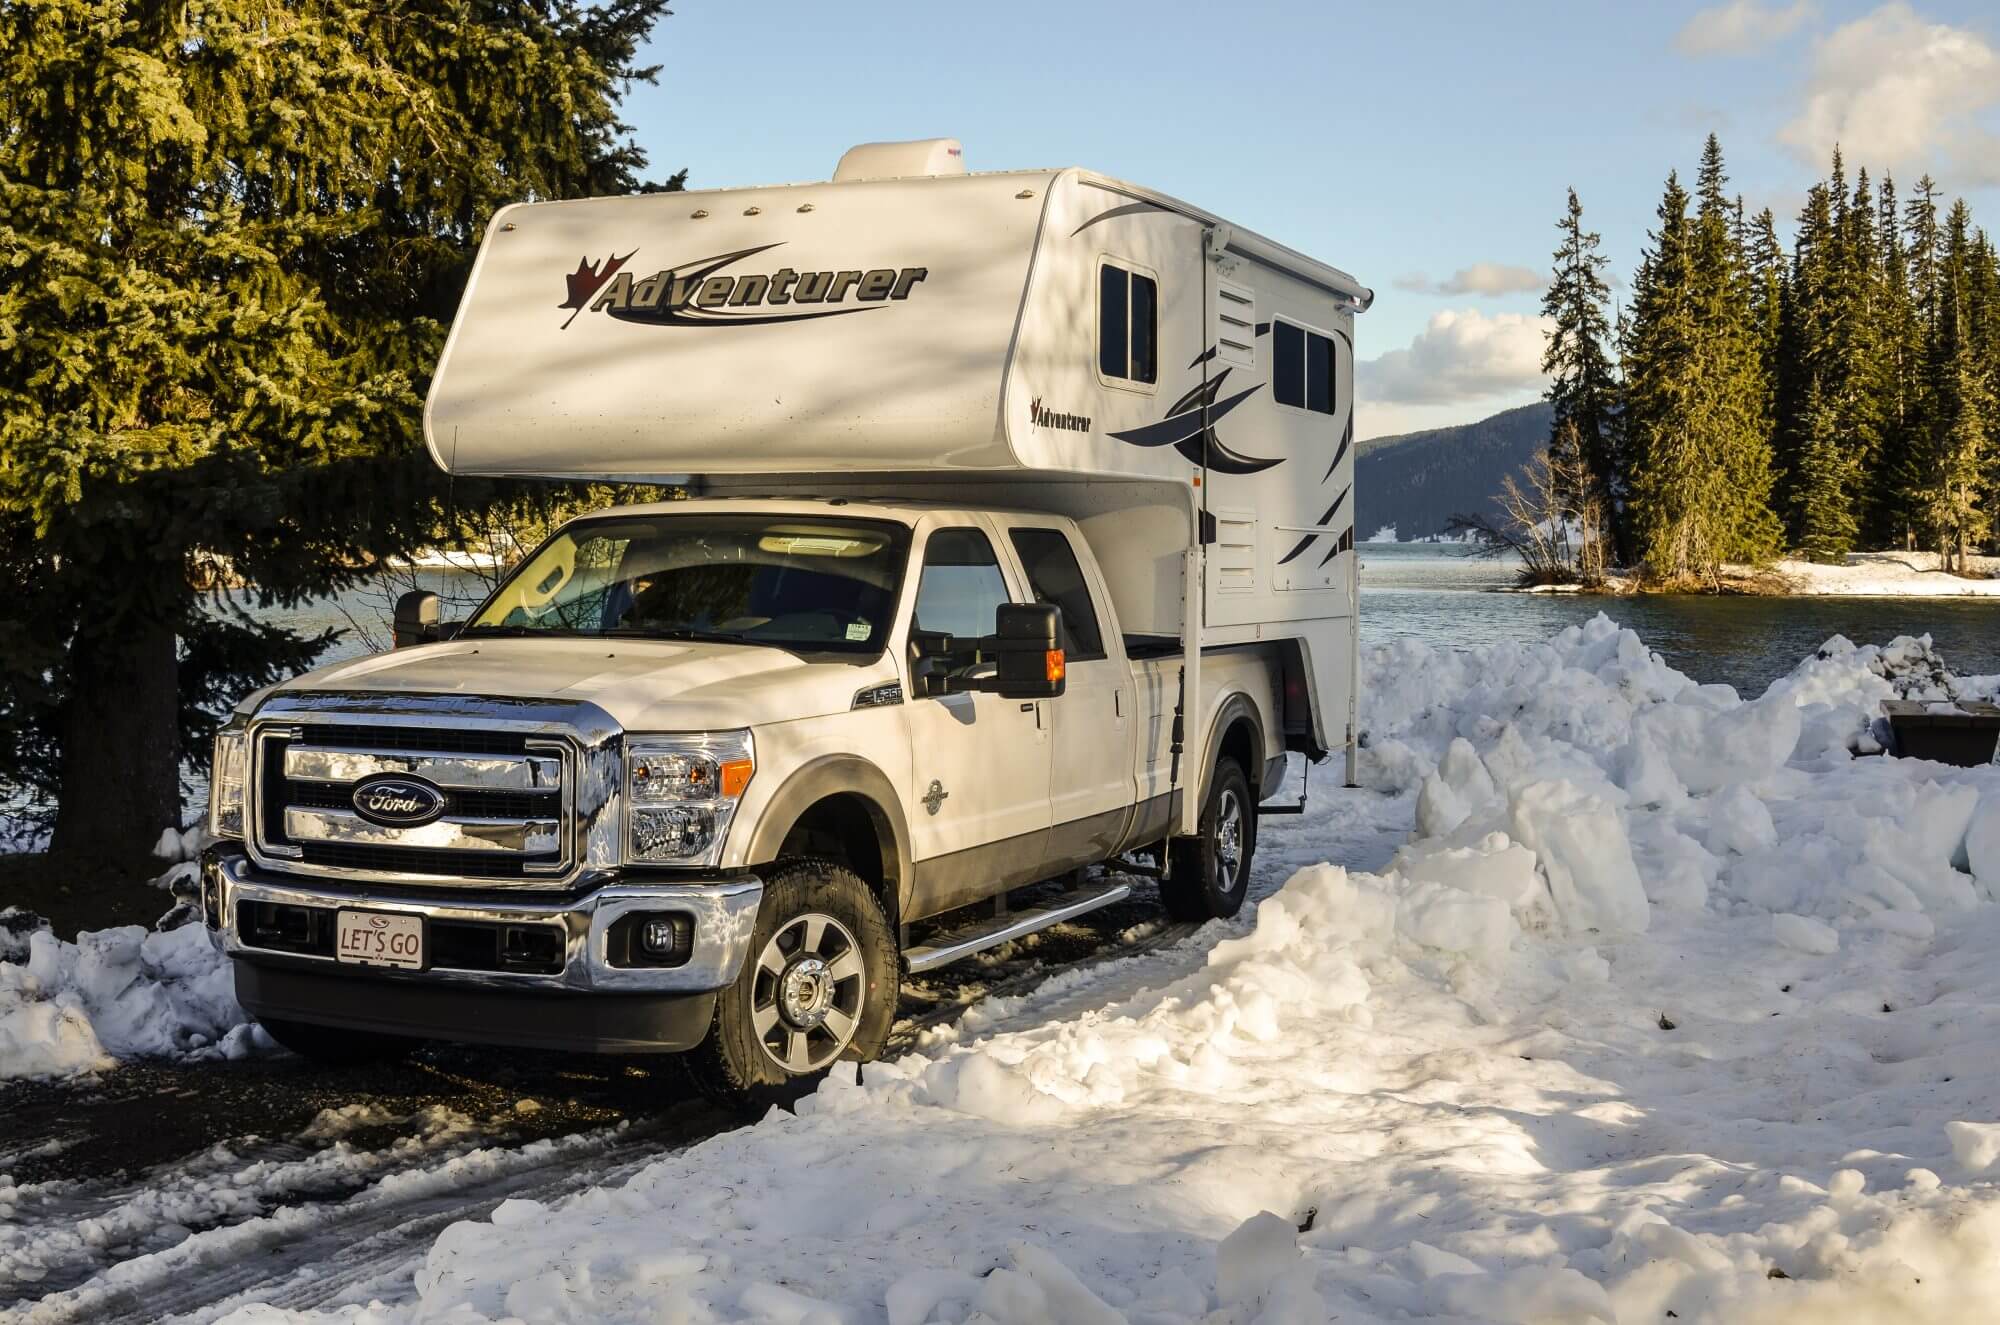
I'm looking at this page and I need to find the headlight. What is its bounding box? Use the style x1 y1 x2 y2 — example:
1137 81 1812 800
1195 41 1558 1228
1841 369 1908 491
624 731 754 866
209 722 251 840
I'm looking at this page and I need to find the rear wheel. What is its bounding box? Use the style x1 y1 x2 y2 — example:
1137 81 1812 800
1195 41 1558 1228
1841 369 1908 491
258 1017 418 1066
686 858 898 1112
1162 757 1255 921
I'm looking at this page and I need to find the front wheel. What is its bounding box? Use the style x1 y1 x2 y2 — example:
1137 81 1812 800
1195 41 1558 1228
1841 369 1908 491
1162 757 1255 921
686 858 899 1112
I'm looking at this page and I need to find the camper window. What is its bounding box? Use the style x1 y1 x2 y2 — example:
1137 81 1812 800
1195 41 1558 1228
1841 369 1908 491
1097 260 1158 388
1273 319 1338 415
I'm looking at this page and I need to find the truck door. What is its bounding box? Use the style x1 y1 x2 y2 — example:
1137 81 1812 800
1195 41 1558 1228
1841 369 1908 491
901 523 1054 917
1000 522 1134 866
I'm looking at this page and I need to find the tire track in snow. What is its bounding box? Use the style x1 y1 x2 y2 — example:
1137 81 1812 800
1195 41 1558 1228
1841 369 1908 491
6 879 1239 1325
15 1115 704 1325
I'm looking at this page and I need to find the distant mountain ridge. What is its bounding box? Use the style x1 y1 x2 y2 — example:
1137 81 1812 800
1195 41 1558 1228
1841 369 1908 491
1353 401 1553 541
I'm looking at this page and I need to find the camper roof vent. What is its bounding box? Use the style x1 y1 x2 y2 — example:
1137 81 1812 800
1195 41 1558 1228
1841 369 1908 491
833 138 966 182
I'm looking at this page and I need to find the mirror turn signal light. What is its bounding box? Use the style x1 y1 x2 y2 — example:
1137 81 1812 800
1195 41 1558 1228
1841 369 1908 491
1045 650 1066 685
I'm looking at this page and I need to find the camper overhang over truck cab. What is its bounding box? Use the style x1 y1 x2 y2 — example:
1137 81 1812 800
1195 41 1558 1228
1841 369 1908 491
201 139 1372 1105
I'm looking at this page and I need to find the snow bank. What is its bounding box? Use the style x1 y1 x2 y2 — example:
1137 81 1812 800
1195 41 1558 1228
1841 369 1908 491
1772 551 2000 597
0 914 257 1080
210 615 2000 1324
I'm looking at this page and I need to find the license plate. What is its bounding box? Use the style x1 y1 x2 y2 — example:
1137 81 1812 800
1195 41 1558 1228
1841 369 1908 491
335 910 424 970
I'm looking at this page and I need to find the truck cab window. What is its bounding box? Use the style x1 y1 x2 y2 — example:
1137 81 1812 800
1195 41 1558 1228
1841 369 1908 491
913 527 1011 641
1007 527 1106 660
1098 262 1157 385
463 514 909 653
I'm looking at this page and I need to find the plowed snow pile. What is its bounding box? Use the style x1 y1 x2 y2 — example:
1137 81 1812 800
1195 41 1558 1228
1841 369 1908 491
186 620 2000 1321
0 828 258 1080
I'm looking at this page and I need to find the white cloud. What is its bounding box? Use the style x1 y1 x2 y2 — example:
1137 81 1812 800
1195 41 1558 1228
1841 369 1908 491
1779 4 2000 182
1675 0 1816 57
1393 263 1544 297
1358 309 1552 406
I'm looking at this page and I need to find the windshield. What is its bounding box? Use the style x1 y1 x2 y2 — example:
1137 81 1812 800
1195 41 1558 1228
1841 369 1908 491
466 513 911 654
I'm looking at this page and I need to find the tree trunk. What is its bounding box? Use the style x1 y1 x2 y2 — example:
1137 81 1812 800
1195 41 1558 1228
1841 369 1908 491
50 618 181 860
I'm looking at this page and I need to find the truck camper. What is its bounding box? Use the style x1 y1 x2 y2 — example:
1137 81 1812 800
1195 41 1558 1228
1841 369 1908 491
201 139 1372 1104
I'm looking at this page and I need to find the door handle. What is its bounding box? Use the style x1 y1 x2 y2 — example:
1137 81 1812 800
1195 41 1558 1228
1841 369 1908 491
1019 703 1036 713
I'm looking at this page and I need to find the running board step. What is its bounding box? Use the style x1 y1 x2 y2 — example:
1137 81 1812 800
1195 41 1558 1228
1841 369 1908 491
903 881 1132 975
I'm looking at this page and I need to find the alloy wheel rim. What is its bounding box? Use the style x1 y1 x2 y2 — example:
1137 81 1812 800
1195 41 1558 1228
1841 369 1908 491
1216 789 1244 890
749 912 866 1074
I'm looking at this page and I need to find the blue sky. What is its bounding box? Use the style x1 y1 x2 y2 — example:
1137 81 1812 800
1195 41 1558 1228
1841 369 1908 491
624 1 2000 438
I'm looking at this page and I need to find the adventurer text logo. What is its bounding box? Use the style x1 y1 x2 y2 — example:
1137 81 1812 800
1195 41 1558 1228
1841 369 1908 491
1029 399 1091 433
560 242 928 329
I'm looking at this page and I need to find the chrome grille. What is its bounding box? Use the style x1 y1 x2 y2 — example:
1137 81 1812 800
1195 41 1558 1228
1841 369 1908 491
250 721 575 885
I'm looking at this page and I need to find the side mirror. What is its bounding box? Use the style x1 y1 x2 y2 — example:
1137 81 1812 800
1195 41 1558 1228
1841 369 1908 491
986 603 1066 699
393 590 442 648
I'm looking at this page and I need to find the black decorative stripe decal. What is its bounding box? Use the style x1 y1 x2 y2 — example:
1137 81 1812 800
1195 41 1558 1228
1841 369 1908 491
1107 367 1282 474
1275 484 1351 565
1255 322 1271 337
1318 523 1356 567
1188 346 1217 370
1070 201 1167 237
1323 416 1353 482
1276 532 1317 566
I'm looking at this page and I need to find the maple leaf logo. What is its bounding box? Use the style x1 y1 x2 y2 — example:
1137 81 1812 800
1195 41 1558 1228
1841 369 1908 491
559 251 636 329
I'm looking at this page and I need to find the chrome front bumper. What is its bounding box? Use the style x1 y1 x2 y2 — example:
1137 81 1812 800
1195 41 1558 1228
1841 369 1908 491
206 852 762 993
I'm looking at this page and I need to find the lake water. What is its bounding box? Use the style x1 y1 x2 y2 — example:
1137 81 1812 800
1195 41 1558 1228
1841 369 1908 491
1357 543 2000 694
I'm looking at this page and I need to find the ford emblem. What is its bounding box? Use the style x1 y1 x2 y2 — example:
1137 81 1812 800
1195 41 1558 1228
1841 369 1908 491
351 774 446 827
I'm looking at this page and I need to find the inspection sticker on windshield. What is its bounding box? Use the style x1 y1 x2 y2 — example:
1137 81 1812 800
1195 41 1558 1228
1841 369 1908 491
845 622 871 641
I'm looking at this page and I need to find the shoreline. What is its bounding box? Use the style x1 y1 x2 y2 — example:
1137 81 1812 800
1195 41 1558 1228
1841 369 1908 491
1461 550 2000 600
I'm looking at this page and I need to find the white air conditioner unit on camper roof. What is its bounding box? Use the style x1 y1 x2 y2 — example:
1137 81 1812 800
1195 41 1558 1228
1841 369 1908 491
832 137 965 182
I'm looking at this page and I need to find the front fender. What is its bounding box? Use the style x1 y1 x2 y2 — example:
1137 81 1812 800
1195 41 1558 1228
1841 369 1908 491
740 753 915 916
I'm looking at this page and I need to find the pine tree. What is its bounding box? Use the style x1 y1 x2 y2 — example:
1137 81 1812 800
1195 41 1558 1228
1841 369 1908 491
0 1 681 856
1622 172 1718 582
1969 230 2000 544
1873 174 1925 549
1540 189 1627 562
1691 135 1784 564
1923 202 1993 570
1791 376 1859 561
1746 206 1787 411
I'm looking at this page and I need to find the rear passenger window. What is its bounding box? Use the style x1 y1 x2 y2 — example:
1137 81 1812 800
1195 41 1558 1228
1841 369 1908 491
1007 528 1106 661
1098 261 1157 386
914 528 1011 642
1273 318 1338 415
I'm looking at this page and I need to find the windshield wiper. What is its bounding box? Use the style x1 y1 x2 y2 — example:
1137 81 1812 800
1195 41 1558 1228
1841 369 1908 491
457 624 589 638
599 627 753 646
599 626 823 661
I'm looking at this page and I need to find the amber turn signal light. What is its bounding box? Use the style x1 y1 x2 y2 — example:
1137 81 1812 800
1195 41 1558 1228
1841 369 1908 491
720 757 754 799
1045 650 1066 684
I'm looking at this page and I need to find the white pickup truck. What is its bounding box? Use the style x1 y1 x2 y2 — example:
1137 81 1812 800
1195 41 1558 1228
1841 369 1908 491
201 140 1369 1105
